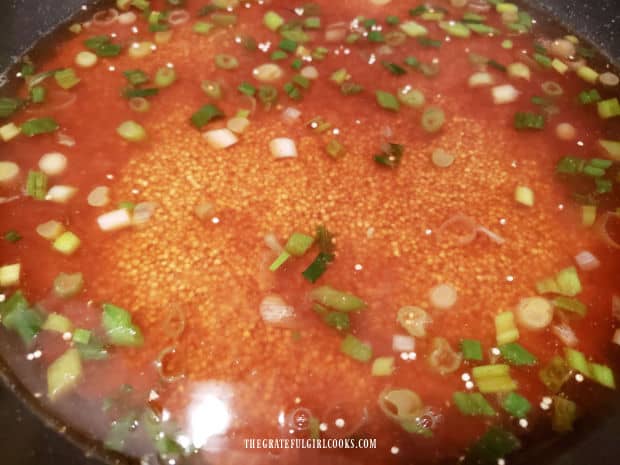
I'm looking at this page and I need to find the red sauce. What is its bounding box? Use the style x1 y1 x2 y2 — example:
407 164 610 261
0 1 619 464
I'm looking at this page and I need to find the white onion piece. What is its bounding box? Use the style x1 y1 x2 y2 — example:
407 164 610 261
203 128 238 149
574 250 600 271
227 117 250 134
300 66 319 80
46 185 77 203
26 91 76 113
555 122 576 141
612 295 620 321
491 84 520 104
325 26 347 43
36 220 65 240
92 8 119 27
436 214 478 247
260 295 296 328
596 212 620 249
0 161 20 184
56 132 76 147
476 226 506 245
282 107 301 124
97 209 132 232
468 72 494 87
253 63 283 83
133 202 158 225
429 283 457 310
118 12 137 25
264 233 284 253
392 334 415 352
167 9 190 26
87 186 110 207
39 152 67 176
552 324 578 347
154 346 185 383
377 45 394 56
194 202 213 220
613 329 620 346
431 148 454 168
270 138 298 158
467 0 491 12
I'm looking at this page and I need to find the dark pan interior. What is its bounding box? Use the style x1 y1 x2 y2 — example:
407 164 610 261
0 1 619 464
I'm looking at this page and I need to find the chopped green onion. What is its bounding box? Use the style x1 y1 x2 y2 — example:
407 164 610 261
292 75 310 89
340 82 364 95
47 349 82 401
310 286 365 311
0 98 22 118
283 82 301 100
386 15 400 25
330 68 350 85
598 98 620 119
417 37 442 48
102 303 144 347
311 46 328 60
154 67 176 88
514 112 545 130
26 170 48 199
439 21 470 38
578 89 601 104
565 347 591 376
382 61 407 76
237 81 256 97
31 86 46 104
502 392 531 418
553 296 587 317
279 38 298 53
84 35 122 57
291 58 303 70
201 80 222 99
453 392 495 416
499 343 537 366
466 427 521 463
400 20 428 37
341 334 372 362
556 156 585 174
495 311 519 345
304 16 321 29
2 292 43 346
397 87 424 107
116 120 147 142
269 250 291 271
122 87 159 99
376 90 400 111
52 231 81 255
374 142 404 167
556 266 581 296
595 178 613 194
302 252 333 283
409 5 428 16
590 363 616 389
325 138 345 158
76 334 108 360
421 106 445 133
258 85 278 105
4 230 22 243
264 11 284 31
123 69 149 86
515 185 534 207
21 62 36 76
367 30 385 43
539 356 571 393
270 50 288 61
21 117 59 136
552 396 577 432
42 313 72 333
214 54 239 70
53 272 84 298
371 356 395 376
72 328 91 345
212 13 237 27
193 21 215 35
190 104 224 129
323 311 350 331
285 232 314 256
487 59 507 72
461 339 484 361
533 52 552 68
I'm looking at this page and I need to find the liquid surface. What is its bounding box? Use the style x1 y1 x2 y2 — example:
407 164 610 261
0 1 620 464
